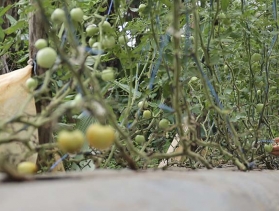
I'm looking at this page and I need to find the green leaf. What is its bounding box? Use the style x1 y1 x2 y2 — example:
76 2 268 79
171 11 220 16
0 5 13 17
4 20 25 35
129 7 139 12
224 88 232 95
112 81 142 99
98 6 107 12
17 53 29 63
221 0 230 12
160 0 172 8
5 14 17 25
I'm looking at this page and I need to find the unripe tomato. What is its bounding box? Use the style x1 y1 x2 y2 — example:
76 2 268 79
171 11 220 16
143 110 152 119
159 119 170 129
86 123 115 150
25 78 38 91
92 42 101 49
51 8 66 24
189 36 194 42
72 130 85 148
258 81 264 88
57 130 84 153
36 47 57 68
101 68 115 81
70 8 84 22
17 162 37 175
35 39 47 50
118 35 128 45
256 103 264 112
224 65 228 71
101 36 115 49
86 24 99 36
89 38 96 47
138 101 148 109
98 21 111 32
190 76 198 82
251 53 261 62
135 135 145 144
264 144 273 153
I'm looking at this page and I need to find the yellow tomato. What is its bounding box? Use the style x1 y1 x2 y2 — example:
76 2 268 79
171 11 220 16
17 162 37 175
86 123 115 150
57 130 84 153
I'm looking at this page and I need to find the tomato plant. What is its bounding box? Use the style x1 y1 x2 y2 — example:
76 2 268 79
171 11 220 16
1 0 279 172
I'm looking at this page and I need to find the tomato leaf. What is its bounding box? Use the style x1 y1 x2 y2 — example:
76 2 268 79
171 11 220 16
4 20 25 35
0 5 13 17
5 14 17 25
221 0 230 12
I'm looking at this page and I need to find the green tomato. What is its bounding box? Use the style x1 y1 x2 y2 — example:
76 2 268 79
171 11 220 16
159 119 170 129
70 8 84 22
51 8 66 24
256 103 264 113
224 65 228 71
35 39 47 50
259 81 264 88
138 101 148 109
143 110 152 119
98 21 111 32
92 42 101 49
86 24 99 36
190 76 198 82
101 36 115 49
264 144 273 153
118 35 128 45
101 68 115 81
251 53 261 62
135 135 145 144
36 47 57 68
25 78 38 91
89 38 96 47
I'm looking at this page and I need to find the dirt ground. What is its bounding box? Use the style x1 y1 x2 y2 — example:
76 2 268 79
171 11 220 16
1 168 279 211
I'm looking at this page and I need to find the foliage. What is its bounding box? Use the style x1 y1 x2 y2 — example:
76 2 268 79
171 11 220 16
1 0 279 172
